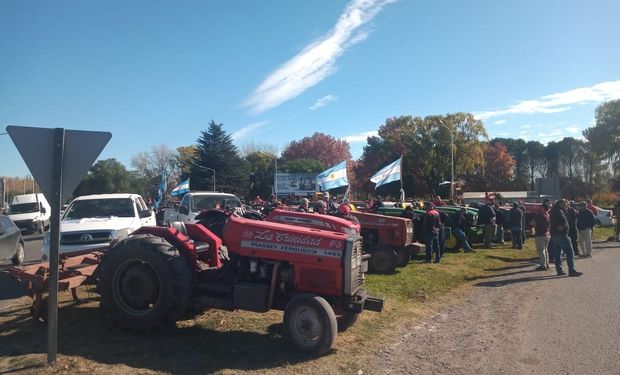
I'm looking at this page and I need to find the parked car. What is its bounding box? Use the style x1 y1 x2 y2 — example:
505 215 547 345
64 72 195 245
593 205 615 227
41 193 156 261
8 193 51 234
0 214 25 265
162 191 242 224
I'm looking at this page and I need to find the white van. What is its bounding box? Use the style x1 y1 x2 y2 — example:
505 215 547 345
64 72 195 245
8 193 51 234
163 191 242 224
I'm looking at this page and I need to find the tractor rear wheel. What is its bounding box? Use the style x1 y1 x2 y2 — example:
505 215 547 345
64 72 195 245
396 247 411 267
98 235 192 331
369 246 397 274
284 294 337 355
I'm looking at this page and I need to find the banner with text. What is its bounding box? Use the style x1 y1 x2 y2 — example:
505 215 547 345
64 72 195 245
276 173 317 195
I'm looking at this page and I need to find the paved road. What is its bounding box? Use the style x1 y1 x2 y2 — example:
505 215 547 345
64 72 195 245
375 241 620 375
0 233 43 312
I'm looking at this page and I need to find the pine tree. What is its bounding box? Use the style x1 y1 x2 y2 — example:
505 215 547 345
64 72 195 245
189 120 248 196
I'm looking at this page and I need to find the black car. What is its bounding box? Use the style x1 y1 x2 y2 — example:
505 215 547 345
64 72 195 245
0 214 25 265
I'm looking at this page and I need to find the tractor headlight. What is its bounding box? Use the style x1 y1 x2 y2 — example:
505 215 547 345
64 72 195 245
109 228 130 246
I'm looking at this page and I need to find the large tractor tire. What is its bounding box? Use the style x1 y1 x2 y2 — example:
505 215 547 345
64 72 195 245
283 294 337 355
396 247 411 267
369 246 397 274
98 234 192 331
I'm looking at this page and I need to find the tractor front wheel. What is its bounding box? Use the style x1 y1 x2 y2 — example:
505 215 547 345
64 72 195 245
444 233 460 251
284 294 337 355
369 246 397 274
396 247 411 267
98 235 192 331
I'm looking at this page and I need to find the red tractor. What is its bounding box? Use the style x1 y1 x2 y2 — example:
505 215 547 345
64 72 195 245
96 213 383 355
350 211 420 274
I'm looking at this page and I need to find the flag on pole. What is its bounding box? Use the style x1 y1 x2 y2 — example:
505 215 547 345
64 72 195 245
316 161 349 191
170 178 190 196
153 171 168 209
370 158 401 189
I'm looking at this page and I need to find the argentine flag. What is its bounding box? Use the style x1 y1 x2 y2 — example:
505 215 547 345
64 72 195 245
316 161 349 191
370 158 401 189
170 178 190 196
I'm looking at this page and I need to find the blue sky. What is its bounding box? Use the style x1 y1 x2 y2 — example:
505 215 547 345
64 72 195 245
1 0 619 178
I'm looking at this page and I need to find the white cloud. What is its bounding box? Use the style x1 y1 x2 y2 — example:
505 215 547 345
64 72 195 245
341 130 378 143
231 121 269 141
309 94 338 110
244 0 395 115
520 124 532 129
475 80 620 120
566 126 580 134
492 119 506 125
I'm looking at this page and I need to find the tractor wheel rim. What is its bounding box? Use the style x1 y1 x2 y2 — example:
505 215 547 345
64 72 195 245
112 259 160 315
291 307 321 345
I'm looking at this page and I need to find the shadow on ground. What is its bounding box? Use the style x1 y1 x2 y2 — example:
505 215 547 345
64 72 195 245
0 298 315 374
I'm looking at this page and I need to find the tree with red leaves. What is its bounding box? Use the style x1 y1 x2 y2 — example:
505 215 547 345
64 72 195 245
281 132 351 169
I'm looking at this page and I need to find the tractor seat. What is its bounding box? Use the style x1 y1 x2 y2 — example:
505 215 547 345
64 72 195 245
168 221 209 252
168 221 188 236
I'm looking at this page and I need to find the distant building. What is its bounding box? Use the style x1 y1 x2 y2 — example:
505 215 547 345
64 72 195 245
462 177 559 204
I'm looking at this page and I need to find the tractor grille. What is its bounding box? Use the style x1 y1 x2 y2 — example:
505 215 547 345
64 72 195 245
344 236 364 296
60 231 113 245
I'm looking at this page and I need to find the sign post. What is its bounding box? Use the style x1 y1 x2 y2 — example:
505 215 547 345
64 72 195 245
7 125 111 364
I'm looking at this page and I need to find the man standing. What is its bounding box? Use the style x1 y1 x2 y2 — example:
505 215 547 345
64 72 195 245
566 203 580 256
534 202 551 270
453 207 475 253
478 201 496 248
423 204 441 263
494 202 506 245
509 202 524 249
576 202 597 258
550 199 583 277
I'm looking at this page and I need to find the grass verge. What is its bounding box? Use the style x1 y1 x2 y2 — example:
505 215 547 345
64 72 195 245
0 226 615 374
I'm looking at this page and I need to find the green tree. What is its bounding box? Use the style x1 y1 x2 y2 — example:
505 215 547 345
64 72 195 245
189 120 248 197
584 99 620 173
544 141 561 177
245 151 278 199
557 137 585 179
526 141 546 190
176 145 197 180
75 159 139 196
359 113 487 198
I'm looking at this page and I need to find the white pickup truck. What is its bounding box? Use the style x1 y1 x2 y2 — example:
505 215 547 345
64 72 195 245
163 191 242 224
41 193 156 261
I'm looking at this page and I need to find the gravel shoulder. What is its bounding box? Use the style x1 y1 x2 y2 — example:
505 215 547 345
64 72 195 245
373 241 620 375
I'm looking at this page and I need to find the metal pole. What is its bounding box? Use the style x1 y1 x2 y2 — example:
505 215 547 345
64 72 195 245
274 157 278 198
212 170 215 192
450 131 454 202
48 128 65 364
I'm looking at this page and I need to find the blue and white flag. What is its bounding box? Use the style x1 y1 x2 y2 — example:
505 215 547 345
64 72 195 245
316 161 349 191
170 178 190 196
370 158 401 189
153 171 168 210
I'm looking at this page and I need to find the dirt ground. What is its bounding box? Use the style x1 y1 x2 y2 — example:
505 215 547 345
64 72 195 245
372 241 620 375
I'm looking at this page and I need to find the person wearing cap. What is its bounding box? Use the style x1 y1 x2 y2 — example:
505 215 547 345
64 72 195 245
298 197 310 213
328 195 340 213
423 204 442 263
576 202 596 258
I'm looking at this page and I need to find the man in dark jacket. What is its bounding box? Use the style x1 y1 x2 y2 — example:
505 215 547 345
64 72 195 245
565 204 580 256
423 204 441 263
452 207 475 253
549 199 583 277
576 202 597 257
494 203 506 245
509 202 524 249
478 202 496 248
